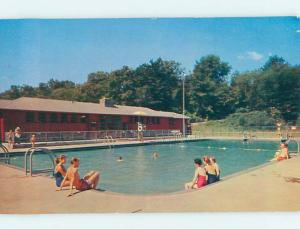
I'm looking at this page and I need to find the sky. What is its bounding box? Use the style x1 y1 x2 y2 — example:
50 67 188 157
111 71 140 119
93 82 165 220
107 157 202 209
0 17 299 92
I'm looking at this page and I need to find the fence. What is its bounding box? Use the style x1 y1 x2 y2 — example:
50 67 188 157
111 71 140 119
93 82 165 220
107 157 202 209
192 125 300 139
4 129 183 143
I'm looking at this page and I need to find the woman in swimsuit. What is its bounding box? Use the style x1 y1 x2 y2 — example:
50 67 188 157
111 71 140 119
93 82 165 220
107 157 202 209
60 157 100 197
185 158 207 190
54 155 69 188
270 143 290 161
204 157 218 184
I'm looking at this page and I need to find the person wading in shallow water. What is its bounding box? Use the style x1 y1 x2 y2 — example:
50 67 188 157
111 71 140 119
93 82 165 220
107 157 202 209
59 157 100 197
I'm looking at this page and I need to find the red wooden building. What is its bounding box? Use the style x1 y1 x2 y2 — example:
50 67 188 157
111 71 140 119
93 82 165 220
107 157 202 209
0 97 190 141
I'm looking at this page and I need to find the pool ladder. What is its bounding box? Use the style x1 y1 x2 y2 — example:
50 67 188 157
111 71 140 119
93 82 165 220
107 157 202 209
0 144 10 164
105 135 114 149
24 147 56 176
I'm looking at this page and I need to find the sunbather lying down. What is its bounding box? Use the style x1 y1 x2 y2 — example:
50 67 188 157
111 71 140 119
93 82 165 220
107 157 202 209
59 157 100 197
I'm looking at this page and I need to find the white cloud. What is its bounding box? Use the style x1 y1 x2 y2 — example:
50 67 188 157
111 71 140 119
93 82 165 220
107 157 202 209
296 30 300 33
238 51 264 61
246 51 264 61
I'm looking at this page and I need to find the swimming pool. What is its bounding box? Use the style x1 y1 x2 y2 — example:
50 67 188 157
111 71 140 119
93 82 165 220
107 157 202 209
9 140 285 195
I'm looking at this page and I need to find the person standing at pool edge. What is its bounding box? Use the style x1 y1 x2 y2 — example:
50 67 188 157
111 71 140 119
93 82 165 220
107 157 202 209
7 130 14 149
185 158 207 190
14 127 22 145
30 134 36 148
60 157 100 197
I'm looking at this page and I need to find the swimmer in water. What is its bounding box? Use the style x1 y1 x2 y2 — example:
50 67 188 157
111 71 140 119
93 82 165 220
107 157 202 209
117 156 123 162
152 152 159 159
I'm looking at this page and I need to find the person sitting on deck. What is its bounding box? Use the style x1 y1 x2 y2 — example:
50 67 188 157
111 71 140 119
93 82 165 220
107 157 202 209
60 157 100 197
202 155 209 166
270 143 290 162
204 157 219 184
185 158 207 190
210 157 220 181
54 155 69 188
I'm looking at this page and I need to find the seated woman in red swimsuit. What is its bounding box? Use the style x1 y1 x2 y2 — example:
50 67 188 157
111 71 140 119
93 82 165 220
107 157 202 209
185 158 207 190
270 143 290 162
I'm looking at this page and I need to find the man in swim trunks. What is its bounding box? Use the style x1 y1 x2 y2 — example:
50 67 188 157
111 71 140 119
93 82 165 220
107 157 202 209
60 157 100 197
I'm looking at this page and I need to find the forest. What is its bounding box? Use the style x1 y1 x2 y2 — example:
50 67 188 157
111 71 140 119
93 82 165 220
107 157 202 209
1 55 299 126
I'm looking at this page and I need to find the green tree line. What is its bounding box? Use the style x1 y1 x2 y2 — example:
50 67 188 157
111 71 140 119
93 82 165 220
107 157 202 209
1 55 299 124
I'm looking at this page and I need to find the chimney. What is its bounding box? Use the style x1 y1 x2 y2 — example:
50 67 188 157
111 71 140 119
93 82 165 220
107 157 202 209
99 97 115 107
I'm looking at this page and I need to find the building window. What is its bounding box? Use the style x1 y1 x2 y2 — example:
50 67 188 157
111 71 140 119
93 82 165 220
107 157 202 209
49 113 58 123
90 122 96 128
151 117 156 124
99 115 122 130
61 113 68 123
80 114 88 123
38 113 47 123
168 118 175 126
134 116 138 123
70 113 77 123
0 111 3 118
25 112 35 123
129 116 135 124
156 117 160 124
99 116 106 129
146 117 150 124
140 117 145 124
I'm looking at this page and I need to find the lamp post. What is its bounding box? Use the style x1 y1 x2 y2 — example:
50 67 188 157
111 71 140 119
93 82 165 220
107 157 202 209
182 75 185 138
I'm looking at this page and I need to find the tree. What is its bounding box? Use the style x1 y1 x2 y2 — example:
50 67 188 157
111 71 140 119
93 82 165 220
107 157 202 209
254 66 300 122
193 55 231 83
231 71 260 109
188 55 233 119
78 71 110 102
262 55 287 70
107 66 137 106
132 58 183 110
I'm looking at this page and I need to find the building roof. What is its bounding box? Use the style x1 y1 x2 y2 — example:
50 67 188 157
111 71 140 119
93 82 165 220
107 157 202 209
0 97 189 119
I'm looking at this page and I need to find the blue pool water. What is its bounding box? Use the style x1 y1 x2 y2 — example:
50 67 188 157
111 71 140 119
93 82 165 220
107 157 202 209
9 140 284 194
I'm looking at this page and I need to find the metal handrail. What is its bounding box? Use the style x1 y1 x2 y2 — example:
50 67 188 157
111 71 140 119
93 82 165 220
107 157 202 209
0 144 10 164
104 135 114 148
24 147 56 176
286 139 300 154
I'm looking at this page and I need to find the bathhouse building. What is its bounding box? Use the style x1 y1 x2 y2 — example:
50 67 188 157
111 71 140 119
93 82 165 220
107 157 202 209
0 97 190 141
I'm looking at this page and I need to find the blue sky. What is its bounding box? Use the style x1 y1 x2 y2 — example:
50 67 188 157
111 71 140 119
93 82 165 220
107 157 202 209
0 17 299 92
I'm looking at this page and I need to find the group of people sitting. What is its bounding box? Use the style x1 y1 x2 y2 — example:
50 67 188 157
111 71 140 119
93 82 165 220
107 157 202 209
185 156 220 190
270 142 290 162
54 155 100 197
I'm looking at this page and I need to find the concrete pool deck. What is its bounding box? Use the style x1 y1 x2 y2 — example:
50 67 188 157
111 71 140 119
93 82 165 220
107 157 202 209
1 155 300 213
